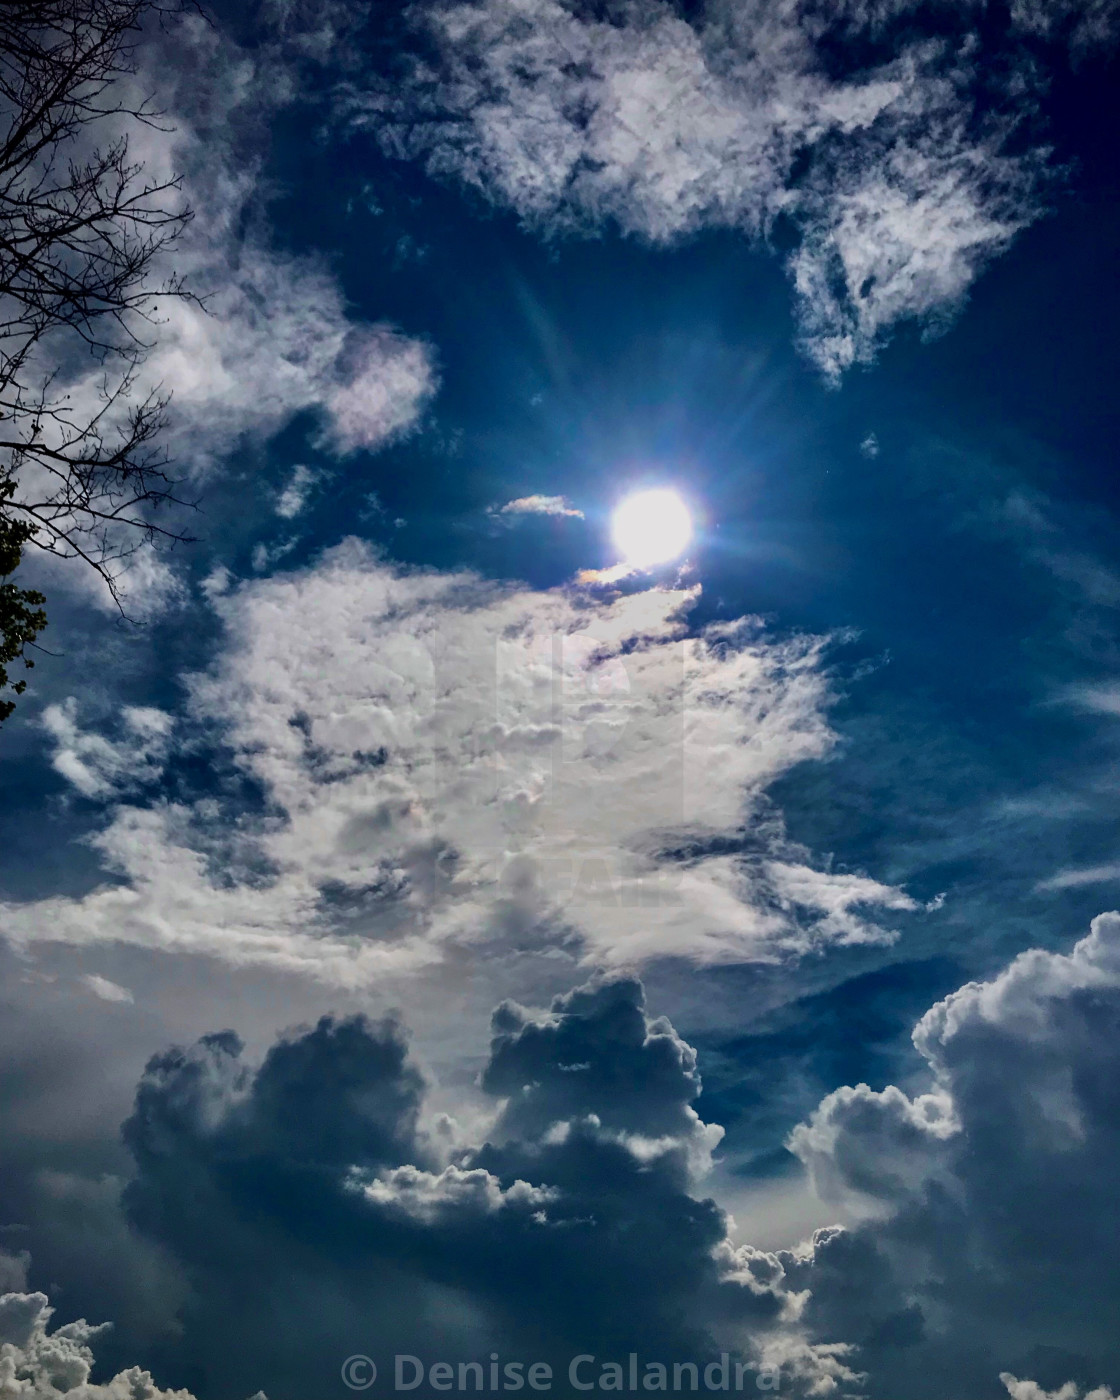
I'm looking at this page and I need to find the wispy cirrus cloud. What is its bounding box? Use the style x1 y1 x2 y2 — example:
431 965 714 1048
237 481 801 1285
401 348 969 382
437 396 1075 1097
1064 683 1120 717
1035 862 1120 892
125 15 438 475
350 0 1116 379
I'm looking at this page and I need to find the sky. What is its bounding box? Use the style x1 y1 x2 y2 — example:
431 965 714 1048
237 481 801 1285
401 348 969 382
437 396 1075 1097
2 2 1120 1399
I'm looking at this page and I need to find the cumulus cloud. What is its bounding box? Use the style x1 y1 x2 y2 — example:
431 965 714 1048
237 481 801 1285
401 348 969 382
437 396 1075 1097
21 921 1120 1400
782 912 1120 1397
481 976 725 1180
1 546 913 985
1003 1380 1119 1400
36 930 1120 1400
114 976 839 1398
0 1290 196 1400
356 1162 558 1221
351 0 1104 377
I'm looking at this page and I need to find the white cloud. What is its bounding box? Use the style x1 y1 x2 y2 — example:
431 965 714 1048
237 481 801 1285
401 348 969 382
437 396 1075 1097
250 538 299 574
1064 683 1120 717
129 19 437 475
789 1080 959 1215
354 1163 558 1221
0 1291 197 1400
763 861 918 950
2 545 913 987
358 0 1081 377
41 700 173 800
788 78 1043 376
493 495 585 520
793 912 1120 1206
1008 0 1120 50
1036 862 1120 892
0 1251 29 1294
318 328 438 455
1003 1379 1118 1400
275 465 321 519
80 974 135 1004
15 12 436 617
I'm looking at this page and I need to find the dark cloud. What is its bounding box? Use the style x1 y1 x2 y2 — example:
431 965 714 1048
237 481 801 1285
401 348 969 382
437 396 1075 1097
483 978 710 1155
15 926 1120 1400
113 982 820 1400
784 913 1120 1398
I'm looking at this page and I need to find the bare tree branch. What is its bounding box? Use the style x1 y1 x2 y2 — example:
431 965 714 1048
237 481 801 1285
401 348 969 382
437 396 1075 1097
0 0 196 719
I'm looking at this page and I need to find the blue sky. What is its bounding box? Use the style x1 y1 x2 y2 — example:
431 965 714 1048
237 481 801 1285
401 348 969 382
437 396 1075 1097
2 3 1120 1399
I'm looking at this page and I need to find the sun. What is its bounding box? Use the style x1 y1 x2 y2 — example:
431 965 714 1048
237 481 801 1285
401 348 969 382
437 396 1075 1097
611 488 693 569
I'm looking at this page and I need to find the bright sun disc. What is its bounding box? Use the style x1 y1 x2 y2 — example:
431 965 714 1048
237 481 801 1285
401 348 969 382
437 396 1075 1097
611 488 693 569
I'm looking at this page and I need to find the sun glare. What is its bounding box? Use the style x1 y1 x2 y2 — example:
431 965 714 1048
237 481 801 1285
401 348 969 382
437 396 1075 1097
611 488 693 569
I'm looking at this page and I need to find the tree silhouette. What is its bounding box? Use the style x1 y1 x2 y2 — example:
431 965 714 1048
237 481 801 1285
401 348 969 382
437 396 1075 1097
0 0 194 721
